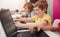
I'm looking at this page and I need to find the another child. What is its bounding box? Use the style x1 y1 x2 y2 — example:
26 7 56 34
20 2 35 18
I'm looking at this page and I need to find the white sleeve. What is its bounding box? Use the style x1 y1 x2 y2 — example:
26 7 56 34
53 19 60 26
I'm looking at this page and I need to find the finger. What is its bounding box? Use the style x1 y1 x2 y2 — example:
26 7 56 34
37 27 41 31
37 28 40 31
29 27 34 32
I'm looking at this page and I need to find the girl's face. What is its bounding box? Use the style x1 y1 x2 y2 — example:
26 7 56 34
24 6 30 13
34 6 45 17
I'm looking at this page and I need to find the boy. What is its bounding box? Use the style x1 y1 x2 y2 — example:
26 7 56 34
18 2 35 18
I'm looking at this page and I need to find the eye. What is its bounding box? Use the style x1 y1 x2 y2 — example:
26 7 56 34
34 9 39 11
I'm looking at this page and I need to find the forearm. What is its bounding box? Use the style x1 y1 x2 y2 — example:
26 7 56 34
15 22 37 28
41 26 52 31
41 26 59 31
16 18 33 22
15 23 29 28
50 26 59 31
19 17 34 22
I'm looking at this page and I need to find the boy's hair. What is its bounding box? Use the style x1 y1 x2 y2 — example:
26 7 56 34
23 2 33 12
30 0 38 4
34 0 48 10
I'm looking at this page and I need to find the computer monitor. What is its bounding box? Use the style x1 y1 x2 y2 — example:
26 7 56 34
0 9 17 37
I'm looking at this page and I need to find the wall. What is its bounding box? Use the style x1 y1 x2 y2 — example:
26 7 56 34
46 0 53 19
53 0 60 22
0 0 29 11
0 0 18 10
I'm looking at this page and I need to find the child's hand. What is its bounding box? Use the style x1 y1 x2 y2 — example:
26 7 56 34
36 24 42 31
13 19 20 22
28 25 35 32
28 24 37 32
15 21 23 27
16 16 20 19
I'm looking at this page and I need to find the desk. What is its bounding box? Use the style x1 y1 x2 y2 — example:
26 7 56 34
45 31 60 37
11 14 21 19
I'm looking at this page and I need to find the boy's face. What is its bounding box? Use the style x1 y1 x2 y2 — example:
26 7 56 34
24 6 30 12
34 6 45 16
